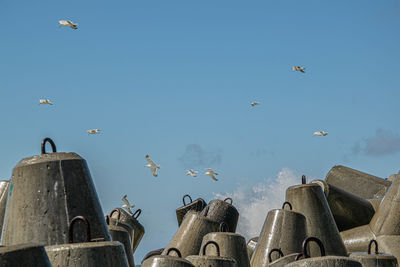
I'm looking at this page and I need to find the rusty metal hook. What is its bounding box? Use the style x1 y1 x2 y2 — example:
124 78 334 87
41 138 57 154
295 253 303 261
183 194 193 206
166 247 182 258
368 240 379 255
202 241 220 257
268 248 284 263
302 237 325 259
282 201 293 210
219 222 229 232
109 208 121 221
224 197 233 204
133 209 142 219
301 175 306 184
69 216 91 243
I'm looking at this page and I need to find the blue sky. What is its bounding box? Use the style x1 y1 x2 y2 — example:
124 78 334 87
1 0 400 262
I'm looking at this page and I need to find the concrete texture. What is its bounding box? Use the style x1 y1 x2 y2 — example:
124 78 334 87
367 199 382 212
311 179 375 231
2 151 111 246
176 195 207 226
201 232 250 267
162 210 219 258
350 252 398 267
45 241 129 267
0 180 10 235
285 256 362 267
109 207 145 254
0 243 52 267
186 255 237 267
109 224 135 267
286 184 347 257
268 253 298 267
326 165 390 199
376 235 400 265
250 209 306 267
340 225 376 252
142 248 195 267
246 237 258 261
200 198 239 233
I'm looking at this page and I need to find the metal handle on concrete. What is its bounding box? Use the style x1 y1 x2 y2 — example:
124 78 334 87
224 197 233 204
69 216 91 243
282 202 293 210
202 241 220 256
183 194 192 205
302 237 325 259
295 253 303 261
41 138 57 154
109 208 121 220
368 240 379 255
219 222 229 232
166 247 182 258
268 248 284 263
133 209 142 219
302 175 307 184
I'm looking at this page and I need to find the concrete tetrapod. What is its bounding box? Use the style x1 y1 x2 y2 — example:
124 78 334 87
250 201 307 266
326 165 391 199
109 207 145 254
268 250 299 267
201 223 249 267
367 198 382 212
349 240 398 267
142 248 165 264
0 243 52 267
311 179 375 231
107 217 135 267
142 248 195 267
376 236 400 265
341 171 400 252
2 138 111 246
176 194 207 226
286 237 362 267
45 216 129 267
162 210 219 258
200 198 239 233
246 237 258 260
0 180 10 234
186 241 237 267
285 183 347 257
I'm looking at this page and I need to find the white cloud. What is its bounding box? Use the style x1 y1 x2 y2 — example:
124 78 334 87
213 168 299 240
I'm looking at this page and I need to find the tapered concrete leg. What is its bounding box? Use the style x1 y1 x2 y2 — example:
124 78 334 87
109 225 135 267
340 225 376 253
0 243 52 267
326 165 390 199
0 180 9 235
376 235 400 265
200 198 239 233
311 180 375 231
176 195 207 226
246 237 258 261
367 198 382 212
286 184 347 257
349 239 398 267
285 256 362 267
268 253 298 267
250 209 306 267
142 248 195 267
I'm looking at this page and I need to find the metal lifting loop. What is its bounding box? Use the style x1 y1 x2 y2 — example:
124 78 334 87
224 197 233 204
109 208 121 221
69 216 91 243
368 240 379 255
219 222 229 232
41 138 57 154
268 248 284 263
301 175 307 184
183 194 193 206
133 209 142 219
282 201 293 210
302 237 325 259
202 241 220 257
166 247 182 258
295 253 303 261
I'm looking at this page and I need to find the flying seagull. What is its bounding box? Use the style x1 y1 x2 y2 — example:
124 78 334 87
87 129 101 135
313 131 328 136
204 168 219 181
186 169 198 177
145 155 160 177
39 99 53 105
292 66 305 73
251 102 260 107
121 195 135 215
59 20 78 30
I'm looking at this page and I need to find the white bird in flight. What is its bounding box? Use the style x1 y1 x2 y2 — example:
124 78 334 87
59 20 78 30
313 131 328 136
186 169 198 177
87 129 101 135
204 168 219 181
121 195 135 215
39 99 54 105
292 66 306 73
251 102 260 107
145 155 160 177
